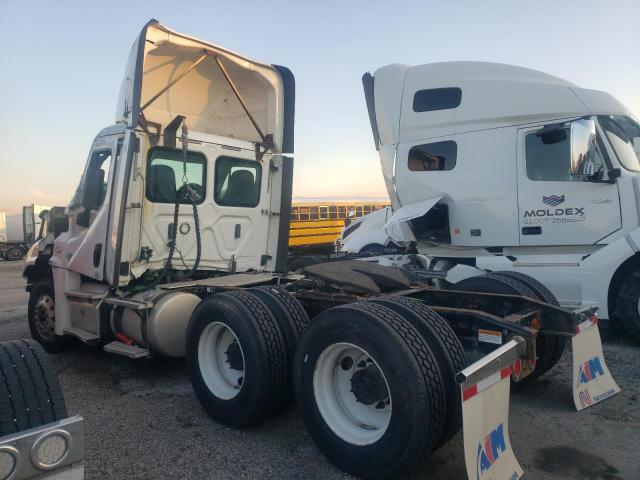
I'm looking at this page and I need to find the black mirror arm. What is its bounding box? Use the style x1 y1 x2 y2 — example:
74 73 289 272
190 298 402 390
587 168 621 184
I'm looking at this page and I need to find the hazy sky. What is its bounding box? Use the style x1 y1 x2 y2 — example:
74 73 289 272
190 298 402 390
1 0 638 214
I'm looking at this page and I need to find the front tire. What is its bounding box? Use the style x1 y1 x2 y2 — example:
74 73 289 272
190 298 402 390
294 302 446 479
28 280 70 353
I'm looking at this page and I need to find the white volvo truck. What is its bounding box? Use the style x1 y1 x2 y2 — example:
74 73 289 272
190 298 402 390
21 21 620 480
341 62 640 342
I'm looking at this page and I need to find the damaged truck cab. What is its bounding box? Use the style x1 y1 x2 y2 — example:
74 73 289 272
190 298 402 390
27 20 294 355
349 62 640 339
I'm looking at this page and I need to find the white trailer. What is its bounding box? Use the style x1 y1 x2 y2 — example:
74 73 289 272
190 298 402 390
341 62 640 342
22 21 620 479
5 215 23 242
0 205 50 261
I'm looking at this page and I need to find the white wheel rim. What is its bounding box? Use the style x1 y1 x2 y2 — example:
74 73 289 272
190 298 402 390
313 342 392 446
198 322 245 400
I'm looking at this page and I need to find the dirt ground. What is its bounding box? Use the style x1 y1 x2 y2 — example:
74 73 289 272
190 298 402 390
1 260 639 479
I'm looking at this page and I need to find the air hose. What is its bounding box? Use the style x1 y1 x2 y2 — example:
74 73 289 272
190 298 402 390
142 123 202 289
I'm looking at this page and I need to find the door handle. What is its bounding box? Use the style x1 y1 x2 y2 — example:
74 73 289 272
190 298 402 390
522 227 541 235
93 244 103 267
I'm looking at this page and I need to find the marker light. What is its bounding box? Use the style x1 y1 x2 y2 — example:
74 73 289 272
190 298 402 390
31 430 71 470
0 446 19 480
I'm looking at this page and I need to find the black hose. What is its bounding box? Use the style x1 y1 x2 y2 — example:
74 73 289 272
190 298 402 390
182 186 201 279
133 122 201 289
145 187 182 288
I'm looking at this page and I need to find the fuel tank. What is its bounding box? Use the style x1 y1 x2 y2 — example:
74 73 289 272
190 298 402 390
118 289 200 357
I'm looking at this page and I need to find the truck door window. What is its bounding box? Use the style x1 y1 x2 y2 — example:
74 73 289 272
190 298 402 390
526 128 605 181
74 150 112 227
408 141 457 171
146 148 206 204
83 151 111 207
214 156 262 207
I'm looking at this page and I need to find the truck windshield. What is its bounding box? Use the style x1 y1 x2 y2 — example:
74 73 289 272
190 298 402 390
599 115 640 172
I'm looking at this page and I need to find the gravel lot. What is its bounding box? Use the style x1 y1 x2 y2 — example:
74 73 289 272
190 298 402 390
1 260 639 479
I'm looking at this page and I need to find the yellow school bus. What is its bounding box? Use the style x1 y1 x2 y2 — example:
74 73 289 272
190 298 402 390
288 202 389 250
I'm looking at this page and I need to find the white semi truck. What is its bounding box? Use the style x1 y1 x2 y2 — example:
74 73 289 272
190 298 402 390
21 20 620 480
340 63 640 342
0 205 50 261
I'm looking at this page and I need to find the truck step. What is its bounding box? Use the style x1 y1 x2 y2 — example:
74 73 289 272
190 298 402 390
103 297 152 310
63 327 100 344
65 290 104 302
103 341 150 359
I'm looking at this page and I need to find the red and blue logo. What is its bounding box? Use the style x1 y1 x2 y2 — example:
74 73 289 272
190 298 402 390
476 423 506 480
578 357 605 386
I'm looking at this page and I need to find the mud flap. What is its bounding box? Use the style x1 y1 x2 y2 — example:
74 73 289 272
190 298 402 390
572 317 620 411
458 339 525 480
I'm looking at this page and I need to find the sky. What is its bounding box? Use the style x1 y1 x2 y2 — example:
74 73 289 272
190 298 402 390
0 0 638 214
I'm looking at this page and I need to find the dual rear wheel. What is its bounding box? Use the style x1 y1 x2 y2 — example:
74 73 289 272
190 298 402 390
186 289 464 479
185 286 309 427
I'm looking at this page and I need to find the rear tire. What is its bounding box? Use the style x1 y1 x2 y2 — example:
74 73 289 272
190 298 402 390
613 270 640 342
5 246 24 261
490 271 567 371
294 302 446 479
247 285 310 399
371 296 466 446
28 280 71 353
0 339 67 436
454 272 562 381
185 291 288 427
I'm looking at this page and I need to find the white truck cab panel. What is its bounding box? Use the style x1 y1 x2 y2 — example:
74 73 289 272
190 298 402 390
55 20 294 291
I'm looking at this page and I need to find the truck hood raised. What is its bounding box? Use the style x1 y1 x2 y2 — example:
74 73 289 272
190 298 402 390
116 20 288 150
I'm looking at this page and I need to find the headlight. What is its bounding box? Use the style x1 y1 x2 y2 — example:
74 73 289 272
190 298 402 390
0 446 19 480
31 430 72 470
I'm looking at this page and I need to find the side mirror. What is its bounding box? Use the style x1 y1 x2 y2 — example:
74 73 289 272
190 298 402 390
570 118 597 176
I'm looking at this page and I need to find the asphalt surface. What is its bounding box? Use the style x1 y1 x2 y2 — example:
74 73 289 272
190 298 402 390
1 259 639 479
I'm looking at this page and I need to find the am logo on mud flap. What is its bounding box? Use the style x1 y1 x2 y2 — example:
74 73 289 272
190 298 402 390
476 423 509 480
578 356 604 386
